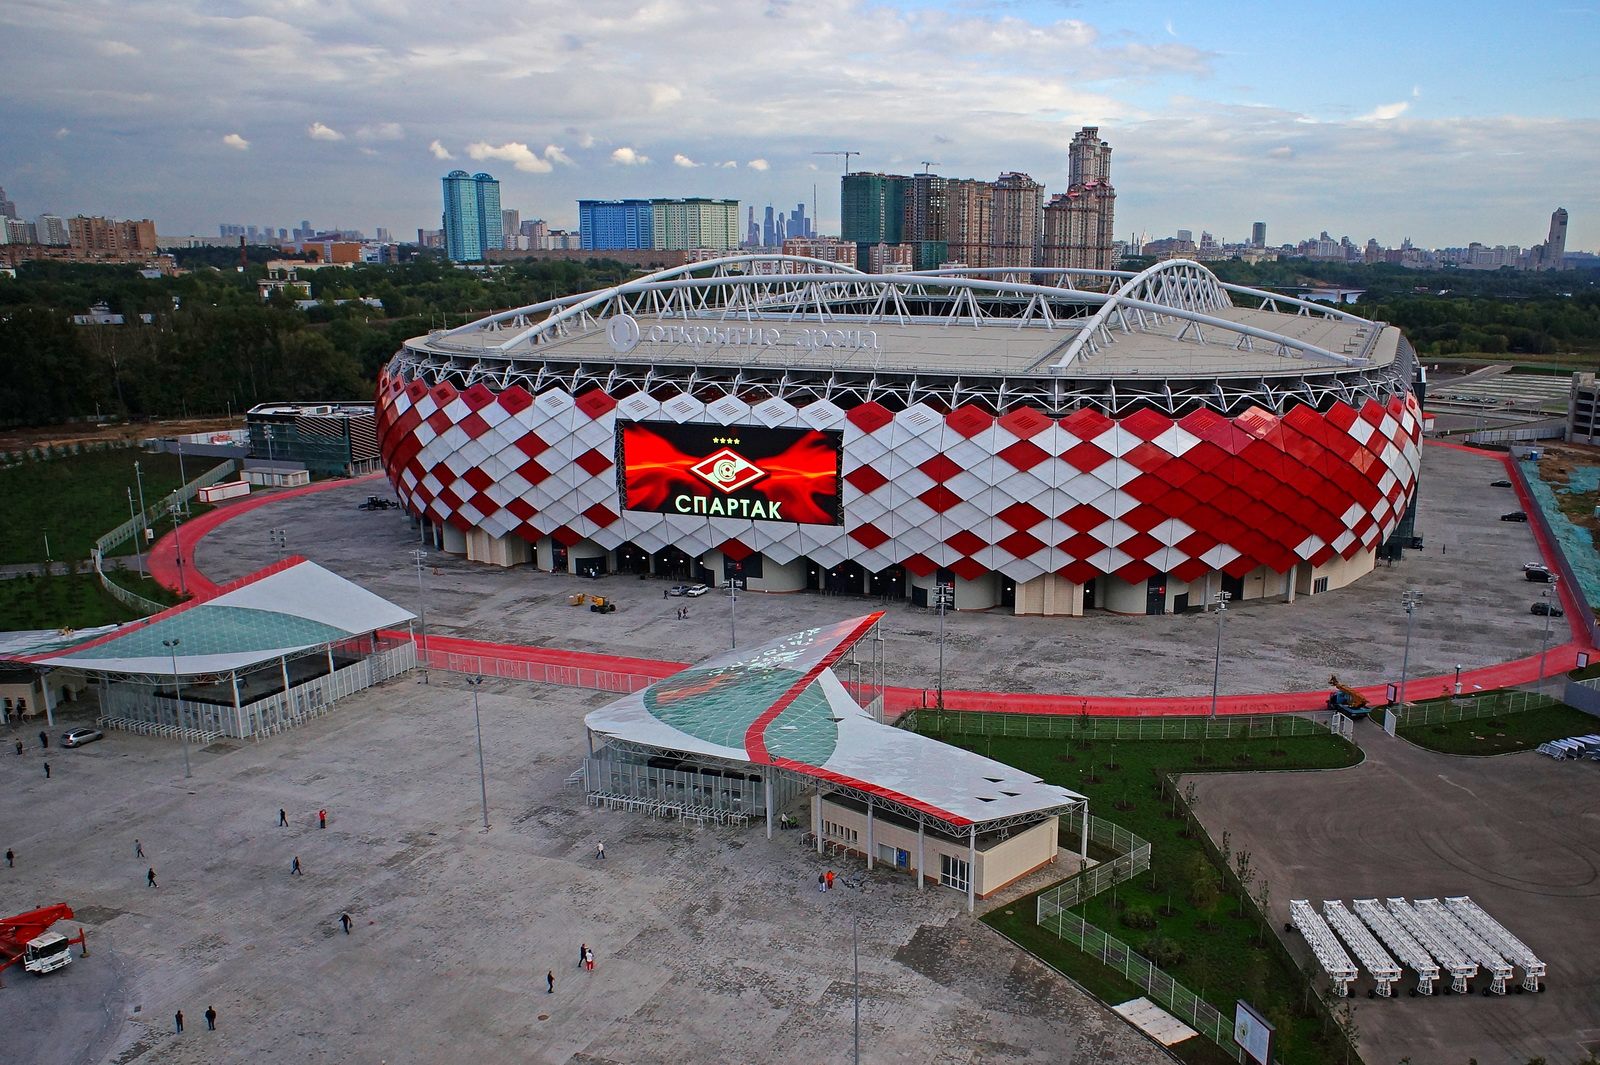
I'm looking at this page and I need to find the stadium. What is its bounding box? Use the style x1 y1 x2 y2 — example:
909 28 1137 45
375 256 1422 616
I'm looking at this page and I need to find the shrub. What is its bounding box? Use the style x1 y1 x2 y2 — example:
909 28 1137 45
1141 935 1185 968
1120 905 1157 930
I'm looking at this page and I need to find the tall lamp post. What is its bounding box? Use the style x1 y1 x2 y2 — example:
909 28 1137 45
1538 577 1560 690
169 503 188 597
852 912 861 1065
163 637 191 779
1208 590 1232 719
127 488 145 577
1397 588 1422 710
727 572 741 650
134 460 148 557
413 548 430 683
466 675 489 829
935 582 953 710
175 438 189 515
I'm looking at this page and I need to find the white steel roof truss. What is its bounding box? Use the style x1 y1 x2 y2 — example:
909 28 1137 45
1290 900 1359 997
1353 898 1439 995
1323 901 1402 997
1443 896 1545 993
1387 898 1478 994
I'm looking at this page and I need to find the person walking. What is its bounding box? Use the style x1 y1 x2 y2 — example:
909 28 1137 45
546 970 555 994
135 839 145 859
825 870 835 890
595 841 606 859
43 761 51 779
578 942 587 969
39 730 48 749
147 867 158 888
174 1010 184 1033
584 948 594 972
5 848 13 868
817 872 826 893
290 856 302 876
340 912 352 934
204 1006 217 1031
13 738 21 756
318 809 327 829
278 808 288 827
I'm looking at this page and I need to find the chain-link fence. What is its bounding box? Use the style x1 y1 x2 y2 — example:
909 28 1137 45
910 707 1331 741
1383 688 1558 730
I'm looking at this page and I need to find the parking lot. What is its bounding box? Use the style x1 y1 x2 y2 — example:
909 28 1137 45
194 444 1564 700
0 680 1168 1065
1189 728 1600 1065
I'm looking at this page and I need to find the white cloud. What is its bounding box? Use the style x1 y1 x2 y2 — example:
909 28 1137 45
54 127 70 139
717 160 738 168
1266 146 1294 159
429 139 455 160
222 132 249 151
544 144 574 166
97 40 138 57
611 146 649 166
576 131 596 149
359 146 379 156
1412 85 1422 99
747 158 769 171
1357 101 1409 122
468 140 554 173
356 122 405 141
673 153 699 168
648 83 683 110
1164 19 1177 38
308 122 345 141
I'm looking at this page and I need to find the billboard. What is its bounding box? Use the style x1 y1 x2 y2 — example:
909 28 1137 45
617 421 843 525
1233 1000 1275 1065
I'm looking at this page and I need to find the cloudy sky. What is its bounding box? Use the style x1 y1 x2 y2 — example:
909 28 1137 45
3 0 1596 249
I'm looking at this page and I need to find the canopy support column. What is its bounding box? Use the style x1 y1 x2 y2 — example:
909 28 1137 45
765 768 775 839
39 673 55 728
327 645 336 677
917 821 925 892
231 671 244 740
865 797 875 870
967 823 977 913
813 790 823 854
280 656 292 728
1079 802 1090 862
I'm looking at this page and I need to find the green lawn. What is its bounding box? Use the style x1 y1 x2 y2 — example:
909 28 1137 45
1398 703 1600 755
0 570 148 629
945 731 1363 1065
0 449 196 565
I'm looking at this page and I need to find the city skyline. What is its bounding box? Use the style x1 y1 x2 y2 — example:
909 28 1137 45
2 1 1596 249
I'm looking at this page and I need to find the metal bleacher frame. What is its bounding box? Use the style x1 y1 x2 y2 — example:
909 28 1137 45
1290 899 1359 997
584 791 752 829
1322 900 1402 997
1536 734 1600 760
1414 897 1514 996
1353 898 1439 996
1444 896 1546 993
1388 897 1478 994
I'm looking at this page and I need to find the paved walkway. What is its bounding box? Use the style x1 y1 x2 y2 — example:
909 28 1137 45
145 447 1596 716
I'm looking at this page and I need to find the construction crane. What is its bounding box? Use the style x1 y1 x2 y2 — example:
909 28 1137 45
920 161 941 175
813 150 860 175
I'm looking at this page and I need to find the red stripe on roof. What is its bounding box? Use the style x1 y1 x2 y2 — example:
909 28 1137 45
17 555 310 664
743 612 885 765
768 757 976 827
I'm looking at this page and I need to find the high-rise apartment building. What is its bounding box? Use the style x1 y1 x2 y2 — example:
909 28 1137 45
441 170 504 261
943 178 992 268
34 214 70 246
1251 221 1267 248
1537 207 1568 271
501 209 520 245
988 172 1043 269
579 200 655 250
69 216 157 259
1042 127 1117 271
841 173 907 268
0 187 18 219
781 236 857 270
652 198 740 251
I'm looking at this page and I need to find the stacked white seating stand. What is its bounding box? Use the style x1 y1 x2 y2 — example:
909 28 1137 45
1414 898 1516 995
1290 899 1359 997
1353 898 1439 996
1322 901 1402 997
1386 897 1479 995
1444 896 1545 993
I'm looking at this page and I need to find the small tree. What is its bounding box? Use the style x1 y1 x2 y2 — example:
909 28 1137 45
1235 849 1256 917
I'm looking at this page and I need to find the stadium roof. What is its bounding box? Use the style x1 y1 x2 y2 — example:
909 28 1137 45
583 614 1083 829
5 557 413 678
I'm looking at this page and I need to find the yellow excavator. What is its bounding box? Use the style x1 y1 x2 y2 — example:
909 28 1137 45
1326 675 1371 719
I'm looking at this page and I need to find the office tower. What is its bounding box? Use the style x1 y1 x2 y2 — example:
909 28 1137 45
840 173 908 269
989 172 1043 269
376 228 392 244
442 171 503 260
522 218 549 250
501 209 520 244
0 187 17 219
651 198 739 250
788 202 810 241
762 205 776 247
1251 221 1267 248
579 200 654 249
943 177 992 268
746 206 759 247
1541 208 1568 271
474 174 503 255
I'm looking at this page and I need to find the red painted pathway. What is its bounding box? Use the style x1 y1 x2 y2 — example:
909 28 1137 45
145 448 1594 717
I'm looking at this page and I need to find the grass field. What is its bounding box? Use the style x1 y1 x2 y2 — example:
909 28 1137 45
1398 702 1600 755
950 731 1363 1065
0 570 147 629
0 449 194 565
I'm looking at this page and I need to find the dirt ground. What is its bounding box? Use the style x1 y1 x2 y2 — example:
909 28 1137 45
0 416 241 453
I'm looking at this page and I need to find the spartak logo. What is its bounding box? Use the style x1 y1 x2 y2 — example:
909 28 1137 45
690 447 768 494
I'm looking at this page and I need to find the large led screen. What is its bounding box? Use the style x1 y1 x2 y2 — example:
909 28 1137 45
617 421 843 525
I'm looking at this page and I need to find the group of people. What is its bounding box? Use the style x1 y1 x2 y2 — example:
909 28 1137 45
816 869 838 892
173 1006 218 1033
549 942 599 992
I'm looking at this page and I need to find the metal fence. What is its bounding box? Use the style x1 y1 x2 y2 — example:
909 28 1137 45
91 459 238 616
1036 812 1151 914
909 707 1332 741
1384 688 1558 729
417 645 665 693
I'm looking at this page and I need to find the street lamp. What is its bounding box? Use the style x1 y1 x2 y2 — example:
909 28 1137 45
134 460 148 551
727 571 741 650
1397 588 1422 710
1209 590 1231 719
127 487 145 576
466 675 489 829
169 503 188 597
935 582 953 709
1538 577 1560 690
175 438 189 514
413 548 430 683
852 912 861 1065
1454 664 1463 699
163 637 190 779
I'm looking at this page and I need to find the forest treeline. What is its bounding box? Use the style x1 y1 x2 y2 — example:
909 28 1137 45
1 255 1597 428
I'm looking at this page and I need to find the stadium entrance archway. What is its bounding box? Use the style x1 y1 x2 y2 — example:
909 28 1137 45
615 542 650 575
652 547 693 580
869 565 906 602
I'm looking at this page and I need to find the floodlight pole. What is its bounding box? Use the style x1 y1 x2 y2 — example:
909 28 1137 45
170 503 188 597
127 488 145 576
164 637 190 779
936 584 950 710
134 460 148 550
467 675 488 829
1397 589 1422 709
1209 591 1231 719
175 438 189 514
414 548 430 683
852 913 861 1065
1538 577 1559 690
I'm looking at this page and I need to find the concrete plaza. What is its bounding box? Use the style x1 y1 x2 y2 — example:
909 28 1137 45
194 443 1562 700
0 680 1169 1065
